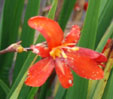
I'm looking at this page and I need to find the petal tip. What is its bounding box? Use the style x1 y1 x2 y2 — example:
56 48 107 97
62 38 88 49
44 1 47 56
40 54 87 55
64 25 80 44
88 70 104 80
28 16 64 49
25 78 40 87
62 79 73 88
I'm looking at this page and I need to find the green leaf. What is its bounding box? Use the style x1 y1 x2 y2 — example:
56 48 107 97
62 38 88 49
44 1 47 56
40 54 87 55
58 0 76 30
10 0 40 98
66 0 101 99
26 0 58 98
27 87 39 99
103 69 113 99
78 0 101 49
90 22 113 99
48 0 58 19
95 0 113 47
0 0 24 49
66 73 88 99
13 0 40 83
55 85 67 99
0 0 25 97
99 0 107 15
7 53 37 98
0 0 24 84
39 80 50 99
9 71 28 99
87 22 113 99
0 11 3 49
92 51 113 99
111 34 113 38
0 79 10 95
96 22 113 52
8 0 58 98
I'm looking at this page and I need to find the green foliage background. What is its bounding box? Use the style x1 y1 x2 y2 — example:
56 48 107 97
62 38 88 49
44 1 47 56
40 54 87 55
0 0 113 98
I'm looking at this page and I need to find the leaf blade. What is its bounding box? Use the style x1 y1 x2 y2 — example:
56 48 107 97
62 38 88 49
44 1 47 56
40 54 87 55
13 0 40 82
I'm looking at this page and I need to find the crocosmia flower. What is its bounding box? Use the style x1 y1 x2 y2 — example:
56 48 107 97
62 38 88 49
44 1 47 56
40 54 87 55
25 16 107 88
84 2 88 11
102 39 112 53
74 3 81 11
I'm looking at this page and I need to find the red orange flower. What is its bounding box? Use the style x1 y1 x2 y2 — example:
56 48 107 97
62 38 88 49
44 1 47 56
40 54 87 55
74 3 81 12
84 2 88 11
102 39 112 53
25 16 107 88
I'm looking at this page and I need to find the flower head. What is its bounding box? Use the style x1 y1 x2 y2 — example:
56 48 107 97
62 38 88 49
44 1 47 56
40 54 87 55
74 3 81 12
84 2 88 11
25 16 107 88
102 39 112 53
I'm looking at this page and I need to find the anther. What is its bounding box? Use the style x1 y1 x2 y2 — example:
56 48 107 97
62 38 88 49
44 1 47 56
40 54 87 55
71 47 79 51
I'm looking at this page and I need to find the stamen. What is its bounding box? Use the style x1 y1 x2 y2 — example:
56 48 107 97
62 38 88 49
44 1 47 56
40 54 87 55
50 44 78 59
50 49 56 59
55 49 61 57
50 48 62 59
66 43 76 46
61 50 67 58
71 47 79 51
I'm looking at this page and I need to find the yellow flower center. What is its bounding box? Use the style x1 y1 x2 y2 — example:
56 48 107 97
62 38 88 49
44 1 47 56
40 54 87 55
50 47 64 59
50 44 79 59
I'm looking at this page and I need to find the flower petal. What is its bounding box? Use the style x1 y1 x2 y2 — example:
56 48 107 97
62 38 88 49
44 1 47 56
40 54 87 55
63 25 80 45
55 58 73 88
31 43 50 57
25 57 54 87
28 16 64 49
84 2 88 11
66 51 104 80
102 39 112 53
74 3 81 11
75 47 107 62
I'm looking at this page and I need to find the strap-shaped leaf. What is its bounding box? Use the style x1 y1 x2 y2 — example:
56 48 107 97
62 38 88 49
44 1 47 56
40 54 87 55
96 0 113 47
7 0 58 98
13 0 40 83
0 0 25 98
